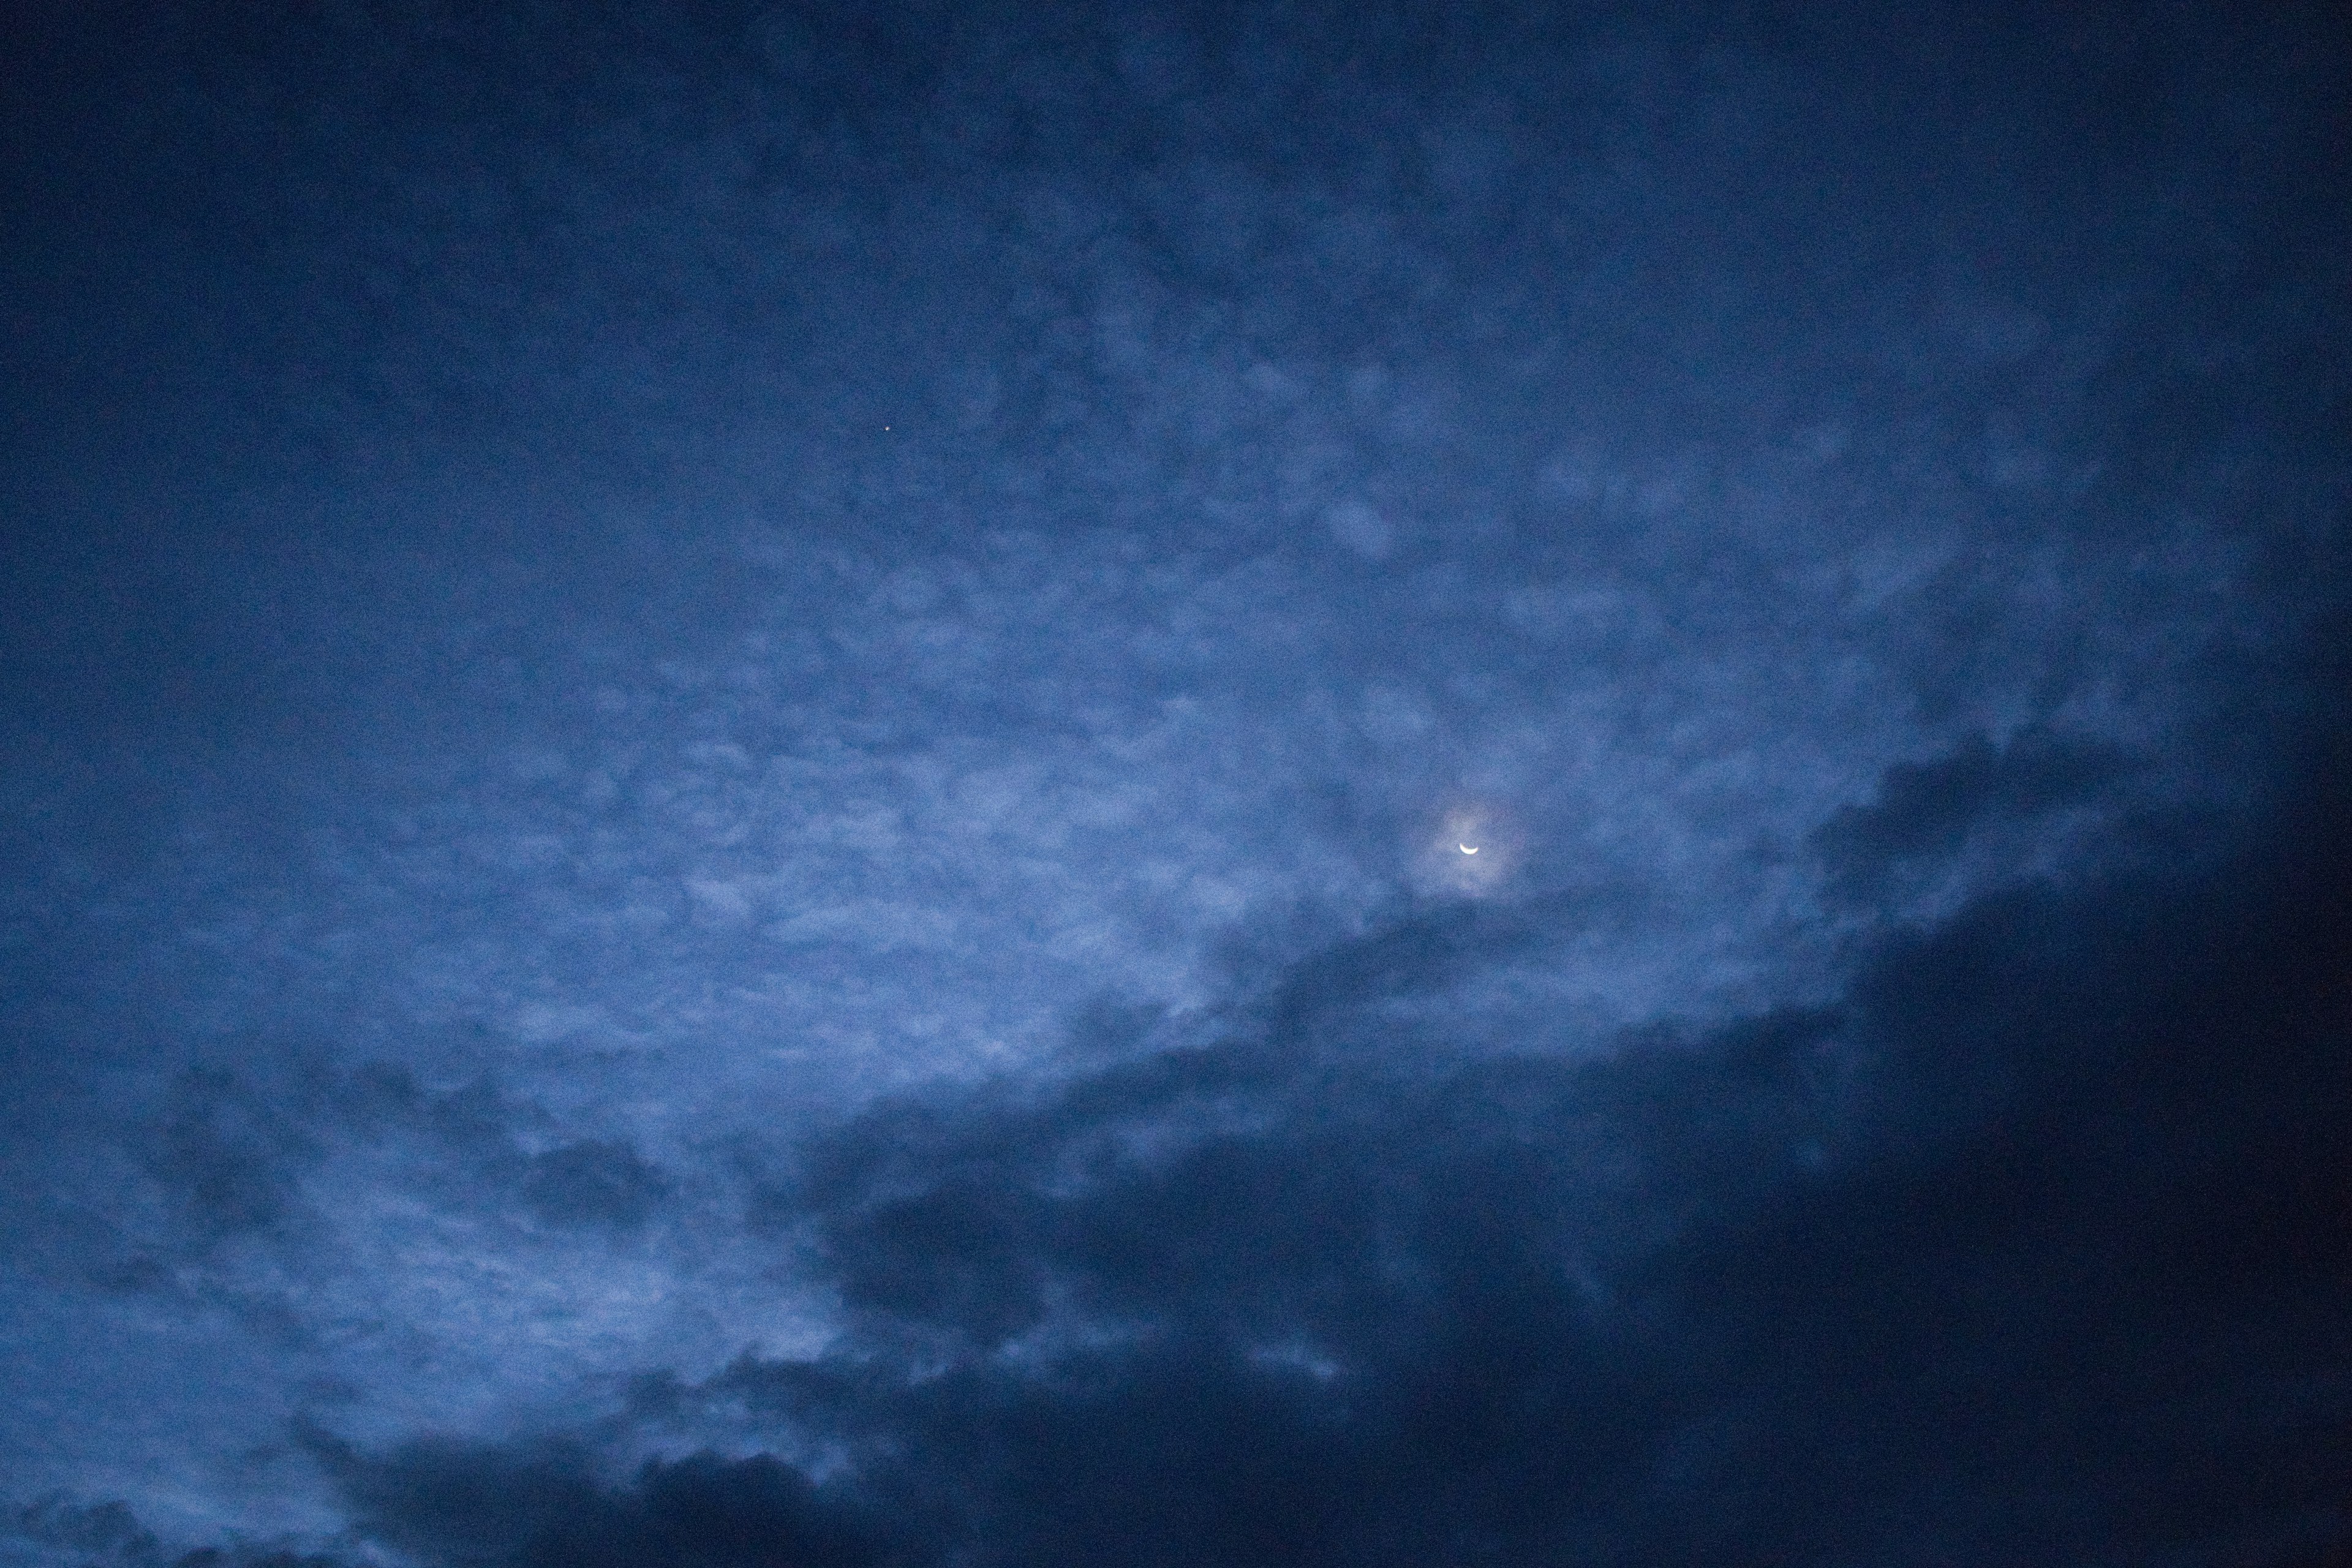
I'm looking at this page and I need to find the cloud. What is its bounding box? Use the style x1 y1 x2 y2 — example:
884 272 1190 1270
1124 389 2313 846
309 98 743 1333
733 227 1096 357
3 2 2346 1562
306 1435 876 1568
1814 726 2128 865
522 1140 671 1234
1810 725 2133 903
140 1066 322 1246
3 1496 342 1568
285 739 2352 1568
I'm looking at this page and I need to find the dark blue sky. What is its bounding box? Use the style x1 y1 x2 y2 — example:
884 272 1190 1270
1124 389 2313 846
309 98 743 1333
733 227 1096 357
4 4 2348 1565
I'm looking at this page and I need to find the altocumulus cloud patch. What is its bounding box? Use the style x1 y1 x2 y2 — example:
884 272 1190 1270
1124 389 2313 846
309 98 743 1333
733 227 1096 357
2 0 2348 1564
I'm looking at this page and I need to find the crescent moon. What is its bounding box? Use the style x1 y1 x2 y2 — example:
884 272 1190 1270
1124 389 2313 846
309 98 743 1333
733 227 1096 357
1459 844 1479 854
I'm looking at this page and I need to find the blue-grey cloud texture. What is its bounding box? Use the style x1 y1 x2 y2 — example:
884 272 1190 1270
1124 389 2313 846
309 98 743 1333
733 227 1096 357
3 2 2347 1564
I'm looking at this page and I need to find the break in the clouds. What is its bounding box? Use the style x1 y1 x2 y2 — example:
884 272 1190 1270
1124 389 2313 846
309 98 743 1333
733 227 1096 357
2 2 2347 1565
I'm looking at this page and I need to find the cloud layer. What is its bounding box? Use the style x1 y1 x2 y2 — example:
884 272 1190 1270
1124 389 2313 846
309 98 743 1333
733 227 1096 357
2 1 2347 1563
282 763 2352 1566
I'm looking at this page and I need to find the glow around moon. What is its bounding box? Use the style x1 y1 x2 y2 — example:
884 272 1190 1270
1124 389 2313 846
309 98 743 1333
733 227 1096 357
1412 805 1511 895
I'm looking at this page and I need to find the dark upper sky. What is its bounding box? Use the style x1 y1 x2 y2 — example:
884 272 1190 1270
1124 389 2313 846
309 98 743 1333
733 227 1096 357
4 3 2348 1565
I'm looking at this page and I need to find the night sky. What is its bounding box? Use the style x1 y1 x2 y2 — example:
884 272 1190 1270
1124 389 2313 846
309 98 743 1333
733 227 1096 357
4 4 2350 1565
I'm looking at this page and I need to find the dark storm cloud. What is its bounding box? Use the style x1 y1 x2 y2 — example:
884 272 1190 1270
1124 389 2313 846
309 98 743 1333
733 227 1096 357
2 1039 676 1308
307 1436 876 1568
296 743 2352 1568
5 0 2350 1563
1810 725 2130 901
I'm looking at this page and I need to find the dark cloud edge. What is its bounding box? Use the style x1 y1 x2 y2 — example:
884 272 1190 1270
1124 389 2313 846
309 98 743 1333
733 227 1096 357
17 660 2345 1568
